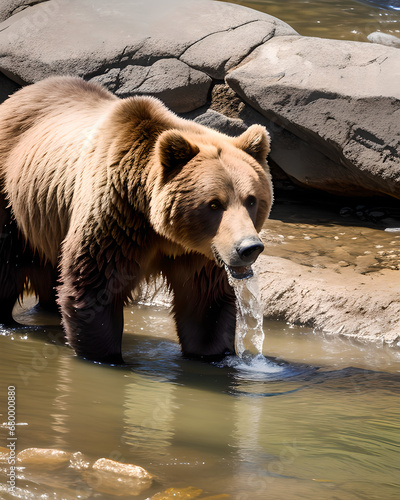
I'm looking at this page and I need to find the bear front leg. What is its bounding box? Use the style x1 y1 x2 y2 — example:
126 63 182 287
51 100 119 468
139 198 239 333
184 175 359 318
58 248 130 364
59 281 125 364
166 261 237 360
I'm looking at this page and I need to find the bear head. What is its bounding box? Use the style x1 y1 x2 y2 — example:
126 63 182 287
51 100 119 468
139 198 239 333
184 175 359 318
150 124 273 279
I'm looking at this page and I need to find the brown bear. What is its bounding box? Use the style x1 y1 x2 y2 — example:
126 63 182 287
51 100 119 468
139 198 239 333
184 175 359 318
0 76 273 364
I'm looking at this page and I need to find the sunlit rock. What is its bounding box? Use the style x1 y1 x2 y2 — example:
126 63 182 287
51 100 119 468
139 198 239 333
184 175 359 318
0 0 48 22
226 35 400 199
0 446 9 462
0 0 295 113
91 59 211 114
16 448 72 469
83 458 153 496
197 495 231 499
254 252 400 344
149 487 204 499
368 31 400 48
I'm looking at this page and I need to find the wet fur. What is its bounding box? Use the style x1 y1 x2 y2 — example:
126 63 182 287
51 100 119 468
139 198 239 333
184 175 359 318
0 76 272 363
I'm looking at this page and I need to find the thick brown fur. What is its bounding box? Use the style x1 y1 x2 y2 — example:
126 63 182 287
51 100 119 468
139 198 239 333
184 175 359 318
0 76 273 363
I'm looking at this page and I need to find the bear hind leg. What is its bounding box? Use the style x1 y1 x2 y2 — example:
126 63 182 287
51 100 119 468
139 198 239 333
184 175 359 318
60 286 125 364
28 263 60 314
58 250 129 364
0 204 28 325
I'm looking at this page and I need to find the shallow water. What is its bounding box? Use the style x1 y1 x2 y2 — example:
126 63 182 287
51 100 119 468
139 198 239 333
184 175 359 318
1 196 400 500
263 195 400 274
0 281 399 499
220 0 400 42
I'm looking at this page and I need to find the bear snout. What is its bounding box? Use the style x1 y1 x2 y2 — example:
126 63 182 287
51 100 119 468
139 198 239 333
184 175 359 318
236 236 264 264
217 235 264 280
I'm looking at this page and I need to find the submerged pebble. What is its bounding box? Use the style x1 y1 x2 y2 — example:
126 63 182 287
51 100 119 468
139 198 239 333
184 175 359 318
0 446 9 462
2 446 229 498
149 487 204 499
17 448 72 469
367 31 400 47
91 457 152 479
83 457 153 496
199 496 231 500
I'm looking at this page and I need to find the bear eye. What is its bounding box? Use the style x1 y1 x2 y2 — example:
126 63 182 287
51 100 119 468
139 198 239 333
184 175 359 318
209 200 223 211
246 195 257 208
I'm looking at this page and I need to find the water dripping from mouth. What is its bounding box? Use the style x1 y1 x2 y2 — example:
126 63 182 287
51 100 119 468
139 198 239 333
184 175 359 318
226 267 265 358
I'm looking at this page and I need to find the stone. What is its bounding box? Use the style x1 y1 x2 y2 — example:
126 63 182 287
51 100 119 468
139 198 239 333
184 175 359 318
0 0 296 112
83 458 153 496
180 19 295 80
91 59 211 113
91 458 152 479
368 31 400 48
149 487 204 499
17 448 72 469
226 35 400 199
191 109 247 136
254 254 400 344
0 0 48 22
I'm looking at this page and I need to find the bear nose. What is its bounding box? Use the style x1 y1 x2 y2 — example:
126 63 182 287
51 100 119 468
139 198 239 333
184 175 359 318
236 237 264 264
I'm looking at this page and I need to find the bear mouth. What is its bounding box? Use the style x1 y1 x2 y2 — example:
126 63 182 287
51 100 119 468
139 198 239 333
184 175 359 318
225 264 254 280
212 247 253 280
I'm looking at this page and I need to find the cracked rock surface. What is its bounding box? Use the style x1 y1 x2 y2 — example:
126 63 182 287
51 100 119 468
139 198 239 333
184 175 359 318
91 59 212 113
0 0 48 23
0 0 296 111
227 35 400 199
0 0 397 199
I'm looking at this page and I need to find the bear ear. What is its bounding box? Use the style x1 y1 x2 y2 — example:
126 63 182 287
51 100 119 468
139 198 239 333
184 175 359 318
235 124 270 162
157 130 200 182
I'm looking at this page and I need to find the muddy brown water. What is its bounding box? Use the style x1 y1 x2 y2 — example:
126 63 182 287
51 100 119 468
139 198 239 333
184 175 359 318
1 1 400 498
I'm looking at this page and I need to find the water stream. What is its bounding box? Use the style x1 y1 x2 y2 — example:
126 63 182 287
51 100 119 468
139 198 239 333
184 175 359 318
227 272 265 357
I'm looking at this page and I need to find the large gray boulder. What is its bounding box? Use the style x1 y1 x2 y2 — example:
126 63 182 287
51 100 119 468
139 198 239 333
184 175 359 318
0 0 398 199
0 0 296 111
0 0 48 22
226 35 400 199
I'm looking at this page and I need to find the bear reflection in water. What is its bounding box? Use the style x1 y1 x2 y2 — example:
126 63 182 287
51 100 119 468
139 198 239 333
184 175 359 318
0 76 273 364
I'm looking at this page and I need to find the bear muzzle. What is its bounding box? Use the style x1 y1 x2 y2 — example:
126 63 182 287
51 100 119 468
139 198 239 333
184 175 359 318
214 236 264 280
